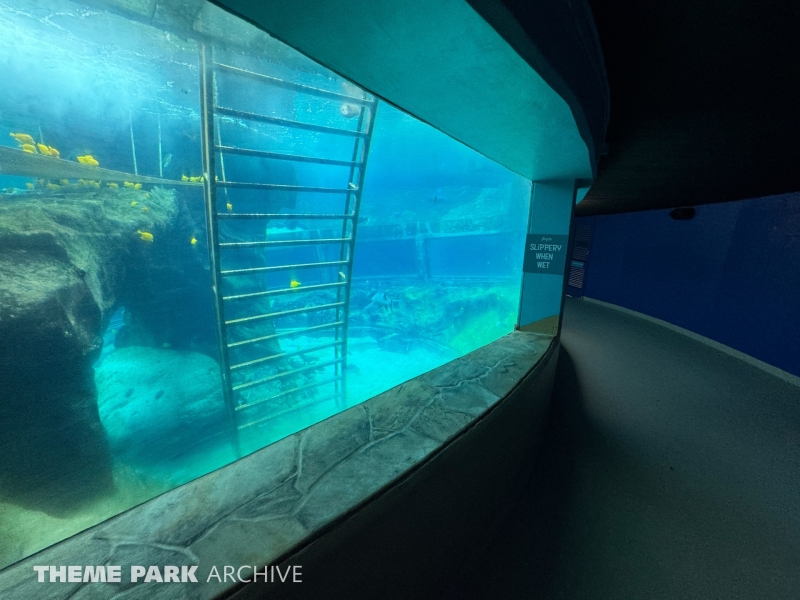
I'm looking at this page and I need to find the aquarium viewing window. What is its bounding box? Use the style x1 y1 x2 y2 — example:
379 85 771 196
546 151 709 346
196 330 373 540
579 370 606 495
0 0 532 569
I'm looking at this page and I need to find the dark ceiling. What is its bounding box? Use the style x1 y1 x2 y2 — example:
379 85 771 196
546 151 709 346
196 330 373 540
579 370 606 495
577 0 800 215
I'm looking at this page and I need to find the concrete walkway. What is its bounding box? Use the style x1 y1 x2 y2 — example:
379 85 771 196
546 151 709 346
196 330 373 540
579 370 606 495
449 297 800 599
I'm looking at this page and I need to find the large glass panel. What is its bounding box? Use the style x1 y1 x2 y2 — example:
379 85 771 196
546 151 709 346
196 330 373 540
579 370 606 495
0 0 530 568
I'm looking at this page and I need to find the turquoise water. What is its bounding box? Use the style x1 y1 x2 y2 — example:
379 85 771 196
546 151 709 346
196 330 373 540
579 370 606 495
0 0 530 568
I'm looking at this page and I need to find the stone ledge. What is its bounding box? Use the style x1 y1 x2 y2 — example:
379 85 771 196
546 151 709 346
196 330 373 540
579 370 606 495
0 330 554 600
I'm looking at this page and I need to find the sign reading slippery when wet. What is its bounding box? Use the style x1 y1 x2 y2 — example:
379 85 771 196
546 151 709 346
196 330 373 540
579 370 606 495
523 234 569 275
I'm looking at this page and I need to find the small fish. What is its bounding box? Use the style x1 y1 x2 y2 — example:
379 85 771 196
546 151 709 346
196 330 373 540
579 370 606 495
25 182 34 190
141 206 149 212
37 143 51 156
154 389 165 399
133 183 142 190
107 182 118 189
162 153 172 169
433 196 437 203
60 179 69 185
37 178 45 187
46 183 59 190
181 174 189 182
130 201 138 206
77 154 99 166
226 202 232 211
89 180 100 188
339 271 346 279
145 193 150 199
124 388 134 398
348 182 357 190
48 146 60 159
124 181 135 189
188 176 203 183
10 133 35 145
340 103 359 118
21 144 37 153
136 230 153 242
190 236 198 245
290 280 301 288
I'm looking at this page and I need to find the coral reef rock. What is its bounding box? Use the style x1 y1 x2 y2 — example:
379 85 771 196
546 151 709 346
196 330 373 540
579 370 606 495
0 187 177 515
96 346 227 465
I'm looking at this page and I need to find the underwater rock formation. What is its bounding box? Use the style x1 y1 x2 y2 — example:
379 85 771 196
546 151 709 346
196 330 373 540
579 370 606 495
96 347 227 466
0 187 178 515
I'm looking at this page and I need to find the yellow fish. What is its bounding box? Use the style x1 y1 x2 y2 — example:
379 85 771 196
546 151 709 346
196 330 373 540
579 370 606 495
10 133 35 145
21 144 37 153
124 181 135 189
190 236 198 245
141 206 149 212
26 182 34 190
107 182 118 189
37 178 45 187
89 180 100 188
77 155 99 166
290 280 301 288
37 144 51 156
60 179 70 186
46 183 60 190
181 175 189 182
226 202 233 211
136 230 153 242
48 146 60 159
130 201 138 206
188 176 204 183
133 183 142 190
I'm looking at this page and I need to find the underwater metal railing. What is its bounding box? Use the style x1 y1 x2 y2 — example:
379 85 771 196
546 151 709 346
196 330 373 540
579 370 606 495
202 44 377 433
215 63 373 105
215 106 368 138
200 43 241 457
220 260 349 277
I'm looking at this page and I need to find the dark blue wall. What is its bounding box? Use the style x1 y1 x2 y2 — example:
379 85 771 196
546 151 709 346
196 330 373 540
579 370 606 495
580 192 800 377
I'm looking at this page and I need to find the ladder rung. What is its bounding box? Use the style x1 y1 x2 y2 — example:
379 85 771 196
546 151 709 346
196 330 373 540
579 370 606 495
230 340 343 372
238 391 342 430
226 302 344 326
214 62 374 106
221 260 348 277
220 237 350 249
218 213 354 221
216 145 360 168
236 377 341 413
217 181 355 194
227 321 344 349
233 358 343 392
239 391 342 429
215 106 368 138
224 281 345 302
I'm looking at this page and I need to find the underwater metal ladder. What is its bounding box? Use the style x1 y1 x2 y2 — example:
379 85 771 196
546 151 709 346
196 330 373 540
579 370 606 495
199 44 376 453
